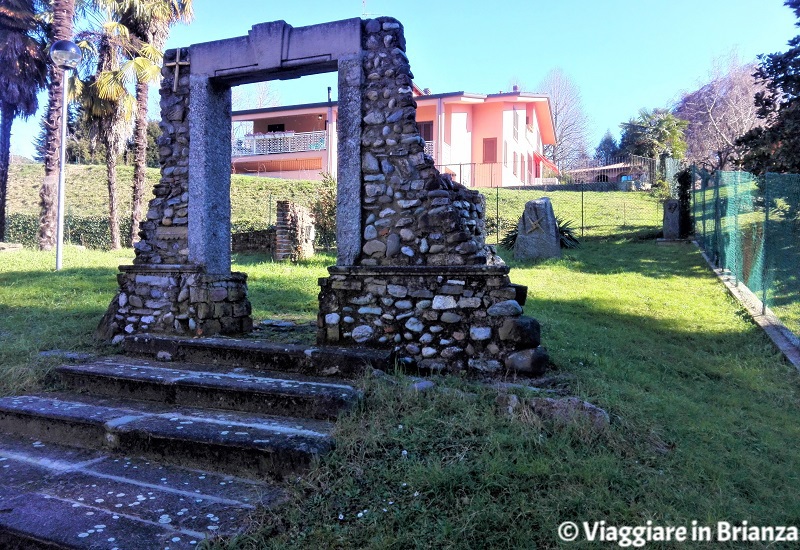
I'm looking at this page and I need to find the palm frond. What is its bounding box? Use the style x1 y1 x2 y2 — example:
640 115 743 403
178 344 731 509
102 20 130 40
94 69 129 101
137 42 162 64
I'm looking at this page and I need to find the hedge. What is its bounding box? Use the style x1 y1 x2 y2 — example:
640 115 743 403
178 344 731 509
6 213 134 250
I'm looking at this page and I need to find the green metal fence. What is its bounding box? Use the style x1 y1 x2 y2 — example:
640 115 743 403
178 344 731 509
692 169 800 336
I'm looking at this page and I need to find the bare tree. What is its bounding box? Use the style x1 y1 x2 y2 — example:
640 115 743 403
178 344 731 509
673 58 764 171
536 68 591 173
231 82 279 141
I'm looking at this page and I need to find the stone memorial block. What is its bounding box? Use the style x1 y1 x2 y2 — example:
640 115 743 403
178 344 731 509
514 197 561 261
662 199 680 240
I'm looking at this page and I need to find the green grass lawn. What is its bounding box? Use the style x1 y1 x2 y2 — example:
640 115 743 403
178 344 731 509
1 237 797 548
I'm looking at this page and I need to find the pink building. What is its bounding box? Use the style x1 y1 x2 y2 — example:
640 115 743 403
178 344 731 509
231 86 557 187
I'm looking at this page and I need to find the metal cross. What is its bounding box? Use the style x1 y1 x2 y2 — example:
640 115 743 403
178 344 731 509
164 49 189 93
523 214 543 234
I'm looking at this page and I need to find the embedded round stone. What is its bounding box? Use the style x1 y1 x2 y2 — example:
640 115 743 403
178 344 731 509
505 347 549 376
387 284 408 298
487 300 524 317
432 295 457 310
351 325 374 343
364 225 378 240
422 347 437 358
325 313 340 325
405 317 424 333
363 239 387 255
498 316 541 347
469 326 492 341
386 234 401 257
440 312 462 323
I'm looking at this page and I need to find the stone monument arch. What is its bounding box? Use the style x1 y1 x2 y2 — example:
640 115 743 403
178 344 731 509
98 17 546 375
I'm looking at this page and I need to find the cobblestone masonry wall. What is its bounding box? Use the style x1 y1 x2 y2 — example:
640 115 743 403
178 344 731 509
97 48 251 340
318 18 547 375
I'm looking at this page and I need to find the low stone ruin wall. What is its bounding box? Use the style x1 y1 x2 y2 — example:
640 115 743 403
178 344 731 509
232 229 275 254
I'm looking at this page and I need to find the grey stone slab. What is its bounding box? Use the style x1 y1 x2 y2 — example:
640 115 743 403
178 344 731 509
0 492 200 549
41 470 258 536
0 432 282 547
89 455 270 507
56 358 360 420
122 333 390 377
0 392 334 478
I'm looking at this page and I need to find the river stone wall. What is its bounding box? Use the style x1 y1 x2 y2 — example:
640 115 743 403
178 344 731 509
318 18 546 375
97 48 251 340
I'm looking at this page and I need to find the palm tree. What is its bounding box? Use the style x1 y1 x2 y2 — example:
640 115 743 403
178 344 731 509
620 109 688 160
0 0 47 241
76 13 137 249
37 0 77 250
115 0 192 246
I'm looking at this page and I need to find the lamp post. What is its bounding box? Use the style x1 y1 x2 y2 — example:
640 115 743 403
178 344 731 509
49 39 81 271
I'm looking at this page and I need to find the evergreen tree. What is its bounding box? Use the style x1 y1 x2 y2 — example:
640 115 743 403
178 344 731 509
737 0 800 174
593 130 620 164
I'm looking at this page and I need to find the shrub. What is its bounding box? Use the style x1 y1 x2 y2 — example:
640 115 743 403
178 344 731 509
311 172 337 249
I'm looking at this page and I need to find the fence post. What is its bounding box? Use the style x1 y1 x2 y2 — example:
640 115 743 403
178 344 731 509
732 173 739 285
713 171 721 267
495 173 500 246
762 172 770 315
268 194 273 227
580 182 585 237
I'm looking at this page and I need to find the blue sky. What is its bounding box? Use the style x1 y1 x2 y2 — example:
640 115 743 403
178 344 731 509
9 0 799 158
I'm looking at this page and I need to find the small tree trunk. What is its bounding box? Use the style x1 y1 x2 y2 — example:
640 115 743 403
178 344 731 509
38 0 76 250
0 104 14 242
129 78 149 246
106 148 121 250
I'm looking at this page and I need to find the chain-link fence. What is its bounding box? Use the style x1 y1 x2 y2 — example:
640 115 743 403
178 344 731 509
693 169 800 336
440 156 667 240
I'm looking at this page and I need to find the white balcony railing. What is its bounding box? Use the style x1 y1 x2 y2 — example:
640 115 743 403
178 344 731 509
232 130 327 157
424 140 434 157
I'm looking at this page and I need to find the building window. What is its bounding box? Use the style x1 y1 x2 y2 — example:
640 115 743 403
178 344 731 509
267 123 285 133
513 152 518 176
418 121 433 142
512 110 519 142
528 154 533 181
521 157 525 183
503 141 508 166
483 138 497 164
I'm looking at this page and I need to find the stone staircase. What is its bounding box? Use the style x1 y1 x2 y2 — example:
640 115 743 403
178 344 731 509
0 335 388 549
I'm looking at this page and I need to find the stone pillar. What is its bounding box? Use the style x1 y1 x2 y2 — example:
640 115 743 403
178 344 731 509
317 18 547 377
336 54 363 266
96 47 252 341
273 201 315 261
187 73 232 275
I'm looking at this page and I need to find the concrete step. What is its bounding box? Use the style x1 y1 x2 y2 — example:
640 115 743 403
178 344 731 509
0 393 334 479
0 433 280 549
55 356 361 421
123 333 390 378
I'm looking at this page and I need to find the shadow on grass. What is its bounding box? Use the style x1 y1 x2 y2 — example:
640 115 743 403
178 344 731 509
501 235 710 280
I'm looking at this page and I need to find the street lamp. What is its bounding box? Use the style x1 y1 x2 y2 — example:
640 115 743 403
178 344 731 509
49 39 81 271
